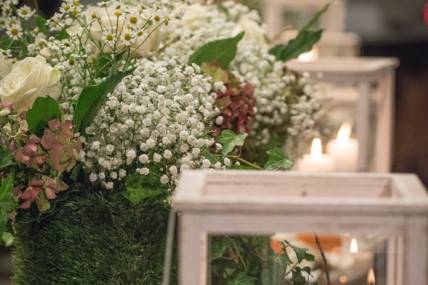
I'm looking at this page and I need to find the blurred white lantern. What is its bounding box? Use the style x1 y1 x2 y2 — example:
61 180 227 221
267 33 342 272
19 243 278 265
287 57 399 172
264 0 361 57
173 170 428 285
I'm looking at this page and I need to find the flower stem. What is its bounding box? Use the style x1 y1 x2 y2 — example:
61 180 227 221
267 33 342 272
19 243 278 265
314 234 331 285
227 155 263 170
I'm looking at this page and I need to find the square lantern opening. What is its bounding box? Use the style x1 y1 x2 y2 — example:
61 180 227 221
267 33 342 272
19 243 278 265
174 170 428 285
286 57 399 173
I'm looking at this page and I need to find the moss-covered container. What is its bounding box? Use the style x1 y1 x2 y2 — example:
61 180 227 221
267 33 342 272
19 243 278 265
12 191 174 285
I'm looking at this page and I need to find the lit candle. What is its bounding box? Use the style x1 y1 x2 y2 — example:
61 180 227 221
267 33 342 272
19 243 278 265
348 238 374 283
367 268 376 285
350 238 359 253
327 123 359 172
298 47 319 62
296 138 334 172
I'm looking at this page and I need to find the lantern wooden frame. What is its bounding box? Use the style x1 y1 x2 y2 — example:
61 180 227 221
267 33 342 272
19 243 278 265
173 170 428 285
262 0 362 57
287 57 399 172
263 0 347 36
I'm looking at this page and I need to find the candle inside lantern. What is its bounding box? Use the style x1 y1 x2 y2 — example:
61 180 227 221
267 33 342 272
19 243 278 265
296 138 334 172
367 268 376 284
350 238 359 253
327 123 359 172
348 237 375 283
298 47 319 62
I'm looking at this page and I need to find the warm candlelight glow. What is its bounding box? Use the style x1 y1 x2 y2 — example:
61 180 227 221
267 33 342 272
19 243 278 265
367 268 376 284
327 122 359 171
298 48 319 62
310 138 323 159
337 122 352 144
350 238 359 253
339 275 348 284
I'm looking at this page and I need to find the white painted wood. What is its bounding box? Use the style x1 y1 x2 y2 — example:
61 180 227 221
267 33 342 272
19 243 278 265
356 82 371 171
403 217 428 284
174 170 428 285
286 57 399 172
374 69 395 172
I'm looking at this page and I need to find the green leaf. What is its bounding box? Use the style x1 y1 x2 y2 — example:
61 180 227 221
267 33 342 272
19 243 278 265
264 147 293 170
0 172 17 213
123 173 166 205
302 3 330 31
1 232 14 247
26 96 61 135
0 146 14 170
269 30 323 62
289 243 314 263
35 16 49 34
226 273 256 285
291 267 306 285
0 211 7 237
269 3 329 62
218 130 248 156
189 32 245 69
56 29 70 40
73 70 132 132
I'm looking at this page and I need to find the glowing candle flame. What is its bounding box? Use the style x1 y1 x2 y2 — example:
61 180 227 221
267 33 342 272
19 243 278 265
350 238 359 253
298 48 319 62
367 268 376 284
337 122 352 144
310 138 323 159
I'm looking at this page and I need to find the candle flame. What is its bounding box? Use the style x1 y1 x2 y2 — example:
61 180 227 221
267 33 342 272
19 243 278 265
350 238 359 253
298 48 319 62
337 122 352 144
310 138 323 159
367 268 376 284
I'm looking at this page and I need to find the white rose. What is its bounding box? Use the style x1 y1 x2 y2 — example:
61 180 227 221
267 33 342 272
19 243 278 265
237 15 268 46
0 54 12 79
0 57 61 113
182 4 209 31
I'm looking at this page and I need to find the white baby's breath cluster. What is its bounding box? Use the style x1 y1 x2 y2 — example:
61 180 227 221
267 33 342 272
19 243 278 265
81 58 225 190
162 1 323 156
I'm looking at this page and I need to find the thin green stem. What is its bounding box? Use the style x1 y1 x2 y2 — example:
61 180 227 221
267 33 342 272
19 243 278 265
227 155 263 170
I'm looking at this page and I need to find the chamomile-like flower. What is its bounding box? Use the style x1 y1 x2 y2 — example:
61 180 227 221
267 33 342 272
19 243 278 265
17 6 35 20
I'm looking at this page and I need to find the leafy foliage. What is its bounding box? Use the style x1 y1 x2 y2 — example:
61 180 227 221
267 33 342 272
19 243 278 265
211 236 318 285
0 172 17 244
189 32 245 69
34 16 49 35
269 4 329 62
0 146 14 170
123 172 167 205
218 130 248 156
13 191 176 285
26 96 61 135
73 71 132 132
264 147 293 170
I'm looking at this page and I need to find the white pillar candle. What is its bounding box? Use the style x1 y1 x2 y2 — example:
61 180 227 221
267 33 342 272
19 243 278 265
297 138 335 172
327 123 359 172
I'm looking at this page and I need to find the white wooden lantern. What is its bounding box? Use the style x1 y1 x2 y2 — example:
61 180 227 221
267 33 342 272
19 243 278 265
173 170 428 285
263 0 361 57
263 0 347 37
287 57 399 172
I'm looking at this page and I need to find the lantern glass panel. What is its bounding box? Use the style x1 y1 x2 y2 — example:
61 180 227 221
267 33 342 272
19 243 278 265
208 233 395 285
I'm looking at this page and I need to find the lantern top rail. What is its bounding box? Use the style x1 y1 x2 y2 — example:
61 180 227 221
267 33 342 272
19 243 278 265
173 171 428 215
286 57 399 76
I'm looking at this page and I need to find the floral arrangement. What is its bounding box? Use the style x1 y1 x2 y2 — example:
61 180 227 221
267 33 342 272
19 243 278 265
0 0 328 283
